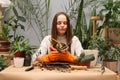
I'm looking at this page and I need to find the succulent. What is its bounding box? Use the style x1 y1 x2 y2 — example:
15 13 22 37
76 53 95 62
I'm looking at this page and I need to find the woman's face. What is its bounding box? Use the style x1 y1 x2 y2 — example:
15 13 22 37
57 14 67 36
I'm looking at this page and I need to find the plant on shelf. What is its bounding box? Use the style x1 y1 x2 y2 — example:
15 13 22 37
88 34 120 72
97 0 120 44
10 35 37 66
10 35 37 57
0 5 26 52
0 23 10 40
0 55 8 71
98 0 120 28
0 17 11 52
89 34 120 61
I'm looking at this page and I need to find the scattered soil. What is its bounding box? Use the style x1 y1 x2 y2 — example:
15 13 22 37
38 62 72 72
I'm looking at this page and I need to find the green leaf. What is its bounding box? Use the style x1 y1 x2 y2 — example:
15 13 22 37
18 24 25 31
17 16 26 22
0 16 4 20
12 6 18 17
6 15 15 23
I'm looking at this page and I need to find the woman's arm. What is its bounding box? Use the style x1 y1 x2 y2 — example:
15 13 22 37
32 35 51 62
71 36 84 56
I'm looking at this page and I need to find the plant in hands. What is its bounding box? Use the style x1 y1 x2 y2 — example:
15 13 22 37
50 38 68 52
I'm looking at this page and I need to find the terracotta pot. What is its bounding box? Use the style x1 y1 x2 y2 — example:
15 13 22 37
108 28 120 44
77 61 91 67
103 60 118 73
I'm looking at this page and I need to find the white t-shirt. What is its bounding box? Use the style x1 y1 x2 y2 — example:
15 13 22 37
32 35 83 61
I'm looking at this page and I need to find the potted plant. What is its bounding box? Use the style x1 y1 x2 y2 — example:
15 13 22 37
97 0 120 44
88 34 120 72
0 55 8 71
0 21 11 52
0 6 26 52
10 35 37 66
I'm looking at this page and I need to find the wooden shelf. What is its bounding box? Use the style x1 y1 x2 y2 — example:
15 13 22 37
0 52 9 57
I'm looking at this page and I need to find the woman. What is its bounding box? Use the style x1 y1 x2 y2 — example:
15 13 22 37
32 12 83 64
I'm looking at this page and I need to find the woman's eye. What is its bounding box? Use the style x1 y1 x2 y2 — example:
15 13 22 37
57 22 61 25
63 22 67 25
57 21 67 25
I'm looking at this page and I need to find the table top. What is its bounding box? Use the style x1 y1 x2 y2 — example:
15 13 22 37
0 65 117 80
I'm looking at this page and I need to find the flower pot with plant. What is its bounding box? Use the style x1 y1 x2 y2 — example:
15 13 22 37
0 25 10 52
88 34 120 72
0 6 26 52
0 17 11 52
98 0 120 44
10 35 37 66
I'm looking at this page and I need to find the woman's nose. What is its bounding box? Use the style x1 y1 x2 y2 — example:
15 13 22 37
61 22 65 26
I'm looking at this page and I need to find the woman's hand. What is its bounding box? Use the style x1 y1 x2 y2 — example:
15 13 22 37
49 45 57 51
60 49 67 53
49 44 68 53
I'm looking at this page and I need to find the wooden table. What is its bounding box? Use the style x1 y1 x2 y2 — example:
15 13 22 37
0 65 117 80
117 73 120 80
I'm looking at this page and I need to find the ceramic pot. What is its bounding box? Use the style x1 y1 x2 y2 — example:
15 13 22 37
24 55 32 66
13 57 24 68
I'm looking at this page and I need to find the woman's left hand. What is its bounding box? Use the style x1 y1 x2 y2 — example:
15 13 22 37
49 45 57 51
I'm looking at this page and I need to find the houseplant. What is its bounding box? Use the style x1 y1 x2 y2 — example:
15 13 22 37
10 35 37 66
5 6 26 40
98 0 120 28
65 0 96 49
0 6 26 52
0 55 8 71
98 0 120 44
0 20 11 52
10 0 50 42
88 34 120 72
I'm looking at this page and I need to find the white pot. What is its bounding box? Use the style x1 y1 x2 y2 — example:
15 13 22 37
13 57 24 68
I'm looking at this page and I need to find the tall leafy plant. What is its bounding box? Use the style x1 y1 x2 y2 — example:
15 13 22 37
10 0 50 42
74 0 84 43
98 0 120 28
5 6 26 41
65 0 99 49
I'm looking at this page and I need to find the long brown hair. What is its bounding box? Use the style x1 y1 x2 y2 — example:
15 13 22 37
51 12 73 46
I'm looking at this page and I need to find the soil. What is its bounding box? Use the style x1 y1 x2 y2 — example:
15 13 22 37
38 62 72 72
